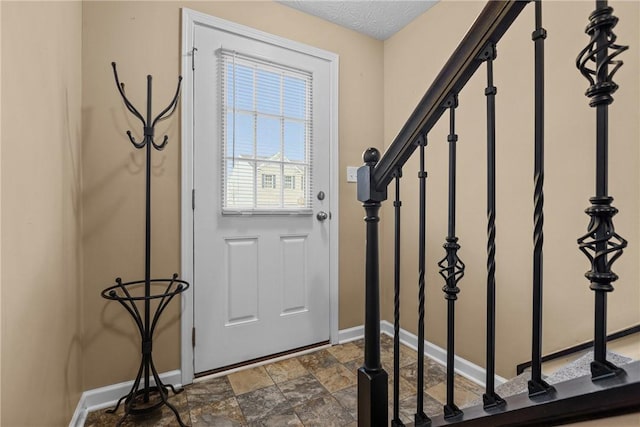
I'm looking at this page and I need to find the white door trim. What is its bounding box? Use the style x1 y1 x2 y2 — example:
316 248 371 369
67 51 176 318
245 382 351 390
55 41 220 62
180 8 339 385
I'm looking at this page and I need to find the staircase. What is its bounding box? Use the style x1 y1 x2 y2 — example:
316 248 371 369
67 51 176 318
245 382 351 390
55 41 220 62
355 1 640 425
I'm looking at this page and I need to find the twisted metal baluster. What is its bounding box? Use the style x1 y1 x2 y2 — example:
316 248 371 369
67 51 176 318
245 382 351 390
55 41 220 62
529 0 555 398
438 94 464 419
479 42 505 410
415 135 431 427
392 169 405 427
576 0 628 381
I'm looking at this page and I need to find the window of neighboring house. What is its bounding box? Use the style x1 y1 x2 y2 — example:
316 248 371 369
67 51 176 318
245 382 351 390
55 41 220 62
262 174 276 189
284 175 295 189
221 49 312 213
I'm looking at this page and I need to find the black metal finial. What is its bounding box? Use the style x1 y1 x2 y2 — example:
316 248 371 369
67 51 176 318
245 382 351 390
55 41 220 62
576 6 628 107
363 147 381 165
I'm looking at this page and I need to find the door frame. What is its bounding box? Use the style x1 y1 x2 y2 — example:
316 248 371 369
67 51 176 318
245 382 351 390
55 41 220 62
180 8 340 385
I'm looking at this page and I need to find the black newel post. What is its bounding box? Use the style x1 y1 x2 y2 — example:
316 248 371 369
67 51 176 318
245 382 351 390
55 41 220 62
357 147 388 427
576 0 628 381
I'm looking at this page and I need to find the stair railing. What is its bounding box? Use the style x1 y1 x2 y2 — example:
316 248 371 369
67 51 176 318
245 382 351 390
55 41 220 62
356 1 637 426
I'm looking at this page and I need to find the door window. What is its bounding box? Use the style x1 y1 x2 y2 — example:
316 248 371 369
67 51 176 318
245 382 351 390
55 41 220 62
220 49 313 213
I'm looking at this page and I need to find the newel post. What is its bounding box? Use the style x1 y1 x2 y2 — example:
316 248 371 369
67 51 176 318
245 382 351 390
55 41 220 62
357 147 388 427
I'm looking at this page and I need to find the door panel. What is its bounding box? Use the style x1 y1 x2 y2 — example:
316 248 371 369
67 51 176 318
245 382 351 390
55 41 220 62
192 21 332 373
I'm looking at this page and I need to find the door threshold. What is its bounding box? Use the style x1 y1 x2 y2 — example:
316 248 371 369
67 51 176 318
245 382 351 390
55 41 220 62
194 340 331 382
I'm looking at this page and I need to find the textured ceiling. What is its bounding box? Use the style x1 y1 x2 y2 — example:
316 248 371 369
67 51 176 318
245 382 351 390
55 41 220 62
278 1 438 41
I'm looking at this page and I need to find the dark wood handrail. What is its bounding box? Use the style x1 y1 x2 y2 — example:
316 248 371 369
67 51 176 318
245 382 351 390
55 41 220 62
373 0 530 191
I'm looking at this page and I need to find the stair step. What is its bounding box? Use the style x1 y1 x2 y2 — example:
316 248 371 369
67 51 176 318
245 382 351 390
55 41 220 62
465 351 634 406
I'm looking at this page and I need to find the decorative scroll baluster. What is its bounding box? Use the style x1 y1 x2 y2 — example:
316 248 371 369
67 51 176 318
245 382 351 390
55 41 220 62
438 94 464 419
529 0 555 398
392 169 405 427
357 148 388 426
479 42 505 410
415 136 431 427
576 0 628 381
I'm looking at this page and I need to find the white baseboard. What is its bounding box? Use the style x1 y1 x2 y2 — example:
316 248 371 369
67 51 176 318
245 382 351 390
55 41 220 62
338 325 365 344
69 370 182 427
379 320 507 387
71 325 505 425
339 322 506 388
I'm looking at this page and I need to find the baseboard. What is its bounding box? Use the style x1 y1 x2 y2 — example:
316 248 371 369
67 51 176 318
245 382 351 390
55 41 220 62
338 324 365 344
68 392 87 427
379 320 507 387
69 369 182 427
71 325 503 425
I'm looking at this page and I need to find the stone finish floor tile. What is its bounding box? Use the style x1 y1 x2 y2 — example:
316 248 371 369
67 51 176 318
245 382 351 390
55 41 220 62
265 358 309 384
426 375 483 407
342 359 361 375
190 396 245 426
277 374 329 407
297 349 340 374
293 394 355 426
381 343 416 368
400 358 447 390
326 342 361 363
236 384 291 422
228 366 274 395
331 385 357 419
250 408 304 427
387 371 417 400
311 362 357 393
84 337 483 426
187 376 235 406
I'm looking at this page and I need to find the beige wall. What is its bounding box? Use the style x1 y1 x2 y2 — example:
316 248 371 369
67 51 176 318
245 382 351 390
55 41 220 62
382 0 640 378
1 1 636 422
1 1 84 425
81 1 383 389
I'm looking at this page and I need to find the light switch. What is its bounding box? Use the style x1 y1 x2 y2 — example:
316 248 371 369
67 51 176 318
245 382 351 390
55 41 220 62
346 166 358 183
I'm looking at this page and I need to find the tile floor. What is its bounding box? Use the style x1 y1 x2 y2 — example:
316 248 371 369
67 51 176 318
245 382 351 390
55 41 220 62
85 334 484 426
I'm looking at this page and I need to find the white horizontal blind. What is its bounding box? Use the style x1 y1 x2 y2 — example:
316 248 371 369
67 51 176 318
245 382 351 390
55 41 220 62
220 49 313 214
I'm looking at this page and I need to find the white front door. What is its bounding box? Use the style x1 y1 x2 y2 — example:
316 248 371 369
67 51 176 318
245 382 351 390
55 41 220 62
189 15 337 374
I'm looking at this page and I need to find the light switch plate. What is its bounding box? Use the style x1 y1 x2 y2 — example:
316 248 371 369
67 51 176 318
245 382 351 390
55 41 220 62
346 166 358 183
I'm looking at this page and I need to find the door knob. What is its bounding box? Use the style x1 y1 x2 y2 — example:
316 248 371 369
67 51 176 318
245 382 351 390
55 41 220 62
316 211 329 221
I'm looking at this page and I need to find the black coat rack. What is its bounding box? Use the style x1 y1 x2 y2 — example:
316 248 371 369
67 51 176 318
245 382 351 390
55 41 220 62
101 62 189 427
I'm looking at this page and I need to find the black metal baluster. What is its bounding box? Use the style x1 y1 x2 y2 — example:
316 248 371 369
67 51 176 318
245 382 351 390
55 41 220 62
576 0 628 381
438 95 464 419
357 148 388 426
392 169 405 427
529 0 555 397
479 42 505 410
415 136 431 427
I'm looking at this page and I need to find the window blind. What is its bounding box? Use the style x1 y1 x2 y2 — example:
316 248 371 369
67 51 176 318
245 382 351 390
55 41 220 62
219 49 313 214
